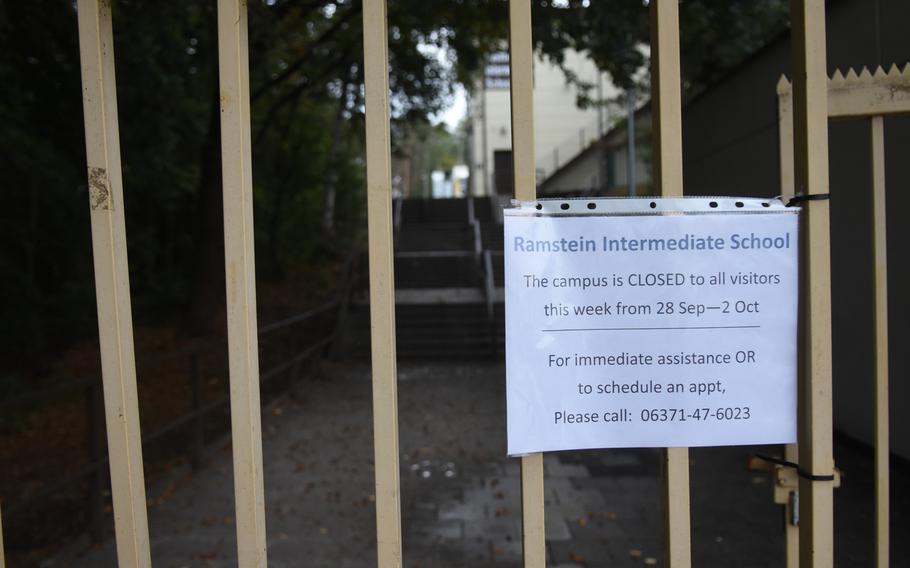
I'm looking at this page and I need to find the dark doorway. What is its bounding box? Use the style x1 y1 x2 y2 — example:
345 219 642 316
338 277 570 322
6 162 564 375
493 150 513 196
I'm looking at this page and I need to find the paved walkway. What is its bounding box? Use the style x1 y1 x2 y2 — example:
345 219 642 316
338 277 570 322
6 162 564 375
51 362 908 567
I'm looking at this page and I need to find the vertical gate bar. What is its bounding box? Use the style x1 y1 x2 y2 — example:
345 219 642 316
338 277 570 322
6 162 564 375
650 0 684 197
790 1 835 566
216 1 268 565
870 115 889 568
784 443 800 567
508 2 547 567
650 2 691 566
520 455 545 568
777 81 800 568
362 1 403 566
509 0 536 200
778 78 795 200
75 1 152 566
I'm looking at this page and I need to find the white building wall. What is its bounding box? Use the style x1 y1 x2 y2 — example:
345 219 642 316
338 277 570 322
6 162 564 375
469 49 620 196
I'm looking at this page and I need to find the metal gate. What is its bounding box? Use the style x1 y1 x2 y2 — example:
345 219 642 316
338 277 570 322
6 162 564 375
0 1 879 567
776 62 909 568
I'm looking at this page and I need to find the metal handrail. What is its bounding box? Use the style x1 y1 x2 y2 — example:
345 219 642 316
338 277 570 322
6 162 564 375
483 250 495 321
394 250 475 259
393 193 404 232
2 298 336 411
1 263 358 536
3 336 335 520
472 221 483 259
258 301 338 334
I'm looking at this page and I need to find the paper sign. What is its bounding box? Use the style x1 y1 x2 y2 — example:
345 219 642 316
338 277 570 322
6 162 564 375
504 199 798 455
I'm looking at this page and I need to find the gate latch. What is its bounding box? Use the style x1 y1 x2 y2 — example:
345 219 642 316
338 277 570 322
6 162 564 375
748 455 841 527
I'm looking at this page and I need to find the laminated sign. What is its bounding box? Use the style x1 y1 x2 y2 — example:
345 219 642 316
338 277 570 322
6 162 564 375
504 198 799 455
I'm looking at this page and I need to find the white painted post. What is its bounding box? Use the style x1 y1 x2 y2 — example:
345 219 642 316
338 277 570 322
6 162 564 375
217 1 268 565
76 1 152 565
870 115 889 568
650 2 692 566
790 1 835 566
508 2 547 567
363 1 404 566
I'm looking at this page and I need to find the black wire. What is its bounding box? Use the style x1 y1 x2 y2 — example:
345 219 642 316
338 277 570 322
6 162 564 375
786 193 830 207
754 453 836 482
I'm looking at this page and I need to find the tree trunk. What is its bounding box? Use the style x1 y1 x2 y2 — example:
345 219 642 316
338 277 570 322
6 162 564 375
186 94 226 335
320 81 351 235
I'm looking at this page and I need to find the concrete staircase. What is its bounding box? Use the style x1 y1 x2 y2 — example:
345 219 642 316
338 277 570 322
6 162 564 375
344 197 505 360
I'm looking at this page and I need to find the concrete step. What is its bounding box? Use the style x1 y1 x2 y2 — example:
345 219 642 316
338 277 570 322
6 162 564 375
472 197 495 223
342 302 504 360
394 255 481 288
480 222 504 250
396 223 473 252
401 198 469 224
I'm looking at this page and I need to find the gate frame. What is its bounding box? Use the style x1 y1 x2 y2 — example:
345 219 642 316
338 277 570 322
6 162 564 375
778 62 910 568
75 1 152 565
0 1 863 567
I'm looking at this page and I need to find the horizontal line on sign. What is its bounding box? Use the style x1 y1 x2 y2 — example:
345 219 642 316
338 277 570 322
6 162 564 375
542 325 761 332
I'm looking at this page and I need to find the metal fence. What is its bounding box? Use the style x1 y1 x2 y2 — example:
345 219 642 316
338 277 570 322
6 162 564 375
0 1 889 568
0 298 342 547
776 62 910 568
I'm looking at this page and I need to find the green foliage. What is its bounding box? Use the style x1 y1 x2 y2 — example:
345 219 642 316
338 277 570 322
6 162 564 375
393 121 464 198
677 0 790 94
0 0 789 373
0 2 94 363
0 0 504 372
530 0 790 100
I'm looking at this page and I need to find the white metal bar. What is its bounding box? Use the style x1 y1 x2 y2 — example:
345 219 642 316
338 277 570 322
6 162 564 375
508 2 547 567
773 67 910 122
216 1 268 565
790 1 835 566
777 78 800 568
650 0 684 199
828 65 910 118
362 1 403 566
509 0 537 199
75 1 152 565
778 77 796 201
784 443 800 567
520 454 546 568
870 115 889 568
650 2 691 566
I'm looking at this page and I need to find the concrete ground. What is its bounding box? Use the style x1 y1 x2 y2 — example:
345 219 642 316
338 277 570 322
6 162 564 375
50 362 909 567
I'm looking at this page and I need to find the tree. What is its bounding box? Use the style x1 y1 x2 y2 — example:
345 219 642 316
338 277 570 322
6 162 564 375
0 0 791 368
529 0 790 102
0 0 510 365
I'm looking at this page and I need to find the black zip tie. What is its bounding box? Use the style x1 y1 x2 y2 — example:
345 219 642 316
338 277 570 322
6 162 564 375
786 193 830 207
755 453 836 482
